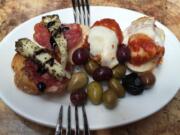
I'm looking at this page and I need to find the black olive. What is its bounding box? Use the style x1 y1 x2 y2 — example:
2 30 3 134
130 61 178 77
138 71 156 89
72 48 90 65
70 89 87 106
37 82 46 92
117 44 131 64
122 73 144 95
92 66 113 81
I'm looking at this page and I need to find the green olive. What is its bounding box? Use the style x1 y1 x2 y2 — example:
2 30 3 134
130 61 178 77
87 81 103 105
108 78 125 98
138 71 156 89
112 64 126 79
84 60 99 75
103 89 118 109
67 72 89 92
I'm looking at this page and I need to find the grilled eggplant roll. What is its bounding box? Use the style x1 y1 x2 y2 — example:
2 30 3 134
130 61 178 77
42 15 68 68
15 38 70 79
12 37 70 95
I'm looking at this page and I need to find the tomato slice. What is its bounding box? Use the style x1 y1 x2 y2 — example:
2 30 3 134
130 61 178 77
93 18 123 44
33 23 51 49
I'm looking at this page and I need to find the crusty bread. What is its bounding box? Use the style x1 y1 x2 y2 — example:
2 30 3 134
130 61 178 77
12 53 70 95
12 53 69 95
12 25 89 95
14 68 40 94
11 53 26 73
12 53 40 94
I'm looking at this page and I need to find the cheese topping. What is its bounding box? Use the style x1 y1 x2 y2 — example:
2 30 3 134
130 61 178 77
123 17 165 72
88 26 119 68
123 17 165 46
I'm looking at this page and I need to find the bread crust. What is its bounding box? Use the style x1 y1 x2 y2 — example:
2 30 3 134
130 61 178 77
12 53 68 95
11 53 40 94
14 68 40 94
11 53 26 72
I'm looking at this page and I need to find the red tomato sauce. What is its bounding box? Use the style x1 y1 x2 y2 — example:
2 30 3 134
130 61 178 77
128 34 164 65
93 18 123 44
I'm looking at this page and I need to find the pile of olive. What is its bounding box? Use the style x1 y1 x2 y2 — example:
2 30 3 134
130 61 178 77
122 71 156 95
122 73 144 95
68 65 126 109
69 46 156 109
68 72 88 105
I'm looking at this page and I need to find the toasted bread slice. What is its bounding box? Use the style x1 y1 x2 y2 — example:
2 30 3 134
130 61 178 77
12 53 39 94
12 53 68 95
14 68 40 94
11 53 26 72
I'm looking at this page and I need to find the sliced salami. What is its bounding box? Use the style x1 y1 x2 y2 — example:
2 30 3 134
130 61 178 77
33 23 51 49
34 23 82 51
63 24 82 51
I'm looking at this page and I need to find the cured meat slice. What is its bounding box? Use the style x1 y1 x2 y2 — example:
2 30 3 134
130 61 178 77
63 24 82 51
34 23 83 53
33 23 51 49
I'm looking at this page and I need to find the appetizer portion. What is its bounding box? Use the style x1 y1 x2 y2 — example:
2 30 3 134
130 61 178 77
33 15 89 64
12 38 70 94
11 15 165 109
123 17 165 72
12 14 89 94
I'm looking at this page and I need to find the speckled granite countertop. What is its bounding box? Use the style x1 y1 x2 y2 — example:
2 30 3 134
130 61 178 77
0 0 180 135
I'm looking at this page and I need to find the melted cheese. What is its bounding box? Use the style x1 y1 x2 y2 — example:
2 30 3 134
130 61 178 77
88 26 118 68
123 17 165 72
123 17 165 46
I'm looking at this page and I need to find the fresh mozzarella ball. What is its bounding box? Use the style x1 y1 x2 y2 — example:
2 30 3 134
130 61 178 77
88 26 119 68
123 17 165 46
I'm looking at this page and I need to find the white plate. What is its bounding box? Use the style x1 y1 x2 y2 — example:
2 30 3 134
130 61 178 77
0 6 180 130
